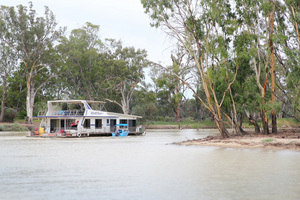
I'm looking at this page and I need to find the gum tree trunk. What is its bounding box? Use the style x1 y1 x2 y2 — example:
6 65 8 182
214 117 229 138
26 82 35 124
269 1 277 133
0 78 7 122
249 114 260 133
261 109 269 135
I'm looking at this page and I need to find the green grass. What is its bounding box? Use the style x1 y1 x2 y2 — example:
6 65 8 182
277 118 299 128
262 138 276 143
15 119 41 123
144 119 216 128
143 117 299 129
228 117 299 129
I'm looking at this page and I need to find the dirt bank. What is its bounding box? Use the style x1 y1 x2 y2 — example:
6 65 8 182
175 129 300 151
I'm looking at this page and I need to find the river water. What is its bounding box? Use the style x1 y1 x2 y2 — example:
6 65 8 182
0 129 300 200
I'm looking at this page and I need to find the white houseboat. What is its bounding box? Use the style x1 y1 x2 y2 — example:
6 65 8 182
32 100 145 137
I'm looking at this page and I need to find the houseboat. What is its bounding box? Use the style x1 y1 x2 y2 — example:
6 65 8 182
31 100 145 137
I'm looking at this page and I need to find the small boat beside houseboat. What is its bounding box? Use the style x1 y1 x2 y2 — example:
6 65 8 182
112 124 130 137
31 100 146 137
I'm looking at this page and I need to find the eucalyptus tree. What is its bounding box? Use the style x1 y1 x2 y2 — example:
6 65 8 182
131 81 157 121
0 42 17 121
103 40 149 114
57 22 104 100
275 0 300 121
0 3 65 124
269 0 277 133
155 46 192 124
5 63 27 118
234 0 277 134
232 31 261 133
142 0 240 138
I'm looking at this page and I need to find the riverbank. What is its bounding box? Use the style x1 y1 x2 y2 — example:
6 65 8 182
175 129 300 151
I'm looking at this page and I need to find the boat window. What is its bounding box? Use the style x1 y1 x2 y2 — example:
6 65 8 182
60 120 65 129
120 119 127 124
83 119 91 129
129 120 136 127
95 119 102 129
128 120 137 132
107 119 109 124
67 119 75 128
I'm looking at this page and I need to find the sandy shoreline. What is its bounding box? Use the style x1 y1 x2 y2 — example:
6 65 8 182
175 129 300 152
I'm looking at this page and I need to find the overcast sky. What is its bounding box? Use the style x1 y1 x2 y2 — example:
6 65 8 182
1 0 173 66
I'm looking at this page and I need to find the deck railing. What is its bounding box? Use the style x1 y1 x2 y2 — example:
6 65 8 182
38 126 77 133
37 110 47 116
51 110 85 116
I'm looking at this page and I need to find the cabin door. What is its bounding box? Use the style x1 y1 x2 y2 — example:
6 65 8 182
110 119 116 132
50 119 58 132
60 119 65 130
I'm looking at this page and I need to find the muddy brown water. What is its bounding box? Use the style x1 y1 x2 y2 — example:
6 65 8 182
1 129 300 200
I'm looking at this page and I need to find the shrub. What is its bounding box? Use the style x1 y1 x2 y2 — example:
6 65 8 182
0 123 28 131
3 108 17 122
183 117 195 123
17 110 27 119
164 116 174 122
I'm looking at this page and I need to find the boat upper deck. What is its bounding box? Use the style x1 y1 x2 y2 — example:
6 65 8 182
35 100 142 119
46 100 104 116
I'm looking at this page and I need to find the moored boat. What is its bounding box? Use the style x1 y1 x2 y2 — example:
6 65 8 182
31 100 145 137
112 124 130 137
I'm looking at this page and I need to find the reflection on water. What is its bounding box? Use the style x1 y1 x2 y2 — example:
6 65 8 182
0 129 300 200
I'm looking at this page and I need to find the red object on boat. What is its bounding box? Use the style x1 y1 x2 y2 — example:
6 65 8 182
71 120 79 127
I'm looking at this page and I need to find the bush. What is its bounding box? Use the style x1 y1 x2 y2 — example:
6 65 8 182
3 108 17 122
0 123 28 131
17 110 27 120
184 117 195 123
164 116 174 122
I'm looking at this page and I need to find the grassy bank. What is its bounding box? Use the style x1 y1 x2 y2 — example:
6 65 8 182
144 118 299 129
0 122 29 131
144 120 216 129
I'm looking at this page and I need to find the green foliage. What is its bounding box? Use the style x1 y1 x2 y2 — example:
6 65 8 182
1 108 17 122
5 63 27 118
0 123 29 131
57 22 104 99
0 2 65 123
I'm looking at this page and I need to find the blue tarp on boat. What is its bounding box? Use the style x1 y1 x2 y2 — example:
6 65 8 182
114 124 128 127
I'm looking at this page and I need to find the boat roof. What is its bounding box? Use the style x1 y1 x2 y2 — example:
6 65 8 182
35 100 142 119
48 100 105 104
